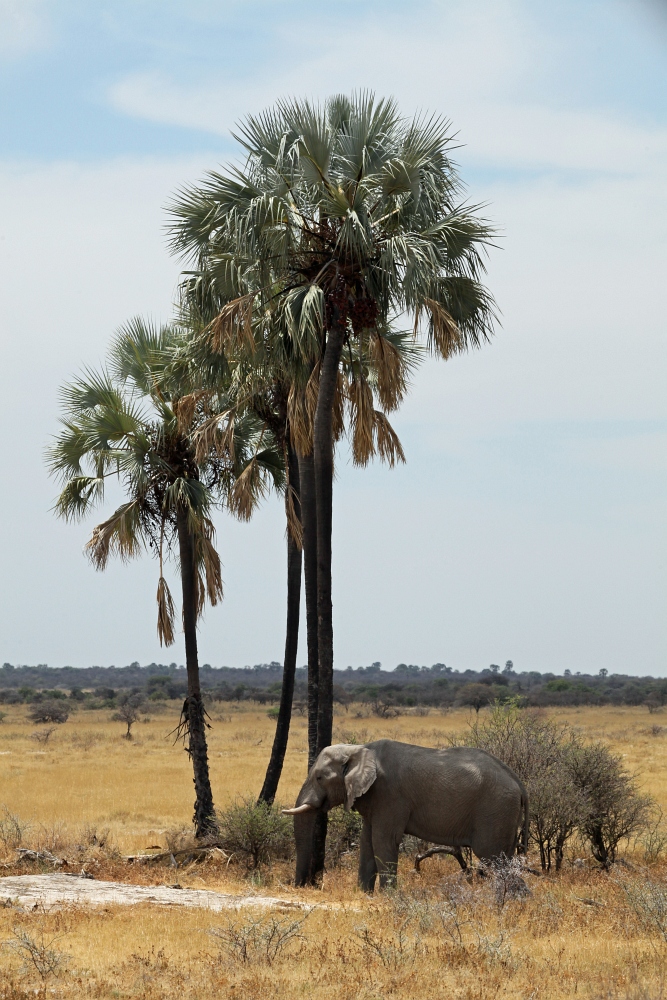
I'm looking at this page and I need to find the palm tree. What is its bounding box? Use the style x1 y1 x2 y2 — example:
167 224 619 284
169 92 497 877
48 318 281 838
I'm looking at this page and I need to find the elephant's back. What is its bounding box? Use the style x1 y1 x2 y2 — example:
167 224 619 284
370 740 523 800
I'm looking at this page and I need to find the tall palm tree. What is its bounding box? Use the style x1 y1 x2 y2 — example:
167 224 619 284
169 92 497 878
48 318 281 837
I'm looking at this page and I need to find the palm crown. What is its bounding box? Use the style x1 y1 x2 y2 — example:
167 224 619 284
48 317 282 644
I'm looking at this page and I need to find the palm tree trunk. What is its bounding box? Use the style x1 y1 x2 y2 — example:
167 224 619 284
257 445 302 805
308 319 345 886
298 451 319 769
177 507 216 839
313 319 345 756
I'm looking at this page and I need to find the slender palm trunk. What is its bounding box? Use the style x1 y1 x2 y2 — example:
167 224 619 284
306 319 346 886
177 507 216 839
258 445 302 805
313 319 345 756
298 451 319 769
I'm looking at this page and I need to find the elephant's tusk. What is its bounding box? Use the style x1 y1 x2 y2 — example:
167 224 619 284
281 804 316 815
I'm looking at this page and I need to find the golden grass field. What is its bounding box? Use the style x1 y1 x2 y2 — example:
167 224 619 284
1 702 666 999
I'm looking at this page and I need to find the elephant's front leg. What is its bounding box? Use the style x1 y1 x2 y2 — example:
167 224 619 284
358 819 377 893
372 828 401 890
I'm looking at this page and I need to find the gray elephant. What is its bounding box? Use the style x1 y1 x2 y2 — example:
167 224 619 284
283 739 528 891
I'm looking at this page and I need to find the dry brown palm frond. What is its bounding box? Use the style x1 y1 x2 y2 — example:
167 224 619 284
333 371 345 443
173 392 205 434
285 484 303 548
192 411 236 464
208 293 256 354
374 410 406 467
287 383 312 457
231 457 268 521
348 377 375 466
85 501 141 570
156 576 176 646
417 298 465 359
304 363 320 429
369 334 407 411
194 567 206 620
198 518 223 608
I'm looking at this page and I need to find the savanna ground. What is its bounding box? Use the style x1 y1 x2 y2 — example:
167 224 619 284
1 702 666 999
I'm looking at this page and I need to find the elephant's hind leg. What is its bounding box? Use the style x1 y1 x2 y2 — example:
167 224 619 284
358 819 377 893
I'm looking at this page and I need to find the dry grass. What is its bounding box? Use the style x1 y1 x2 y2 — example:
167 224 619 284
1 702 667 998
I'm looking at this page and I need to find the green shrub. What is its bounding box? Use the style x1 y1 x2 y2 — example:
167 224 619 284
325 805 363 866
218 798 293 869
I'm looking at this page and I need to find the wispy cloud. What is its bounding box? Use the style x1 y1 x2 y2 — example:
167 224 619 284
106 1 667 177
0 0 50 56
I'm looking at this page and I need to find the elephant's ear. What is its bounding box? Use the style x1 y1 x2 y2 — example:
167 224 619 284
343 748 377 811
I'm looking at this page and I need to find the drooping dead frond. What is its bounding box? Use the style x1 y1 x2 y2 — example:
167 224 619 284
85 500 141 569
348 377 375 466
369 334 407 411
173 392 208 434
195 566 206 620
287 383 312 457
192 410 236 464
156 576 176 646
333 371 345 443
374 410 406 467
304 363 320 430
418 298 465 359
231 457 268 521
285 484 303 548
197 517 223 608
208 294 256 354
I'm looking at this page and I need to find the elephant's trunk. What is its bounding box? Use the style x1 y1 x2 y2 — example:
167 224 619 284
293 809 319 887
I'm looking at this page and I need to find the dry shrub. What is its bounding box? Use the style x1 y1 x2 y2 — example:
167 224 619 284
325 806 363 867
0 806 29 854
209 913 307 965
218 798 293 870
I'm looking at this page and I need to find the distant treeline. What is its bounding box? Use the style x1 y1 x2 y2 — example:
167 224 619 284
1 660 666 711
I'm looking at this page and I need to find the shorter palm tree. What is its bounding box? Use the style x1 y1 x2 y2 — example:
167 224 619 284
48 318 281 837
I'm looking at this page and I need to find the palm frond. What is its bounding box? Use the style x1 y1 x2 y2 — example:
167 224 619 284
156 576 176 646
85 500 143 570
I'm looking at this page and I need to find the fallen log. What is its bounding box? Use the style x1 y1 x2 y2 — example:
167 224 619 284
16 850 67 868
125 845 230 866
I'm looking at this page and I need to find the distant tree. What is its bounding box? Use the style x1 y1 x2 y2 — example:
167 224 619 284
599 668 608 678
112 694 145 739
28 701 69 725
503 660 514 674
489 664 500 674
458 683 491 715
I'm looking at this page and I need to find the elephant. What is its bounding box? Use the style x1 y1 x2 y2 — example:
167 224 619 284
283 739 528 891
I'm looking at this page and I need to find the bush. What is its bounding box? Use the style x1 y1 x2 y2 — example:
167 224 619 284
218 798 293 869
568 741 652 868
325 805 363 866
209 913 306 965
28 701 69 724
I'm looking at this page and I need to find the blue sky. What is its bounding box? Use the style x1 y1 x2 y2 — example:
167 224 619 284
1 0 665 674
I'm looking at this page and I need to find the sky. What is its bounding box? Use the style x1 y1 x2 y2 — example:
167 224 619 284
0 0 665 675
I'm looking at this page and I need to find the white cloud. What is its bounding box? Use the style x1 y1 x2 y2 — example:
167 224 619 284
0 0 50 56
